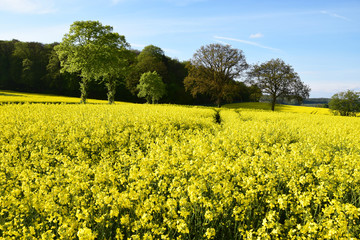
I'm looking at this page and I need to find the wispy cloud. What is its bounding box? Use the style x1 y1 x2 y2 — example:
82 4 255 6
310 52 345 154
249 33 264 39
214 36 280 51
320 10 350 21
0 0 55 13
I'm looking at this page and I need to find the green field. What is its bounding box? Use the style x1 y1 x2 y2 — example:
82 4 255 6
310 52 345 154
1 91 360 239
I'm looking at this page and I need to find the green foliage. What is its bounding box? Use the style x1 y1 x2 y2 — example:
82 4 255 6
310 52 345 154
137 71 166 103
248 84 263 102
0 40 81 96
125 45 168 95
248 58 310 111
137 44 165 62
184 43 248 107
11 41 52 92
164 58 193 104
46 47 79 95
329 90 360 116
55 20 131 104
0 39 190 104
126 45 193 104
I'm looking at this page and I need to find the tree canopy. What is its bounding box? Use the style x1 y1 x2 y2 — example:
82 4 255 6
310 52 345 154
329 90 360 116
55 20 131 103
137 71 166 104
184 43 248 107
1 36 309 107
125 45 167 95
248 58 310 111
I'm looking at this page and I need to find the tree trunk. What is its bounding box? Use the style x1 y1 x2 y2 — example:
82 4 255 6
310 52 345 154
79 79 88 104
216 97 221 108
271 97 276 111
106 78 117 104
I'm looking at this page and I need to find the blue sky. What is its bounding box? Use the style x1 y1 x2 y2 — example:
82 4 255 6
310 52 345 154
0 0 359 97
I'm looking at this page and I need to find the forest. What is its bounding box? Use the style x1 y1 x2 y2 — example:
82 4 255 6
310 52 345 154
0 39 259 105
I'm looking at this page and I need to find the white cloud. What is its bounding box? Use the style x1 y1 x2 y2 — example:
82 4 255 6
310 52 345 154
214 36 280 51
320 10 350 21
249 33 264 39
0 0 55 13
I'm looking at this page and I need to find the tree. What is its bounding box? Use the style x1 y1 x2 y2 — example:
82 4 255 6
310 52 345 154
248 84 263 102
164 58 192 104
138 45 165 61
55 20 131 103
12 41 50 92
137 71 166 103
184 43 248 107
290 79 311 104
248 58 310 111
101 48 134 104
125 45 167 95
329 90 360 116
46 46 80 96
0 40 17 89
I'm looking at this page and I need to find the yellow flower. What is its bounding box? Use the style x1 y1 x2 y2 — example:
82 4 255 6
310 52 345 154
77 228 96 240
204 228 216 239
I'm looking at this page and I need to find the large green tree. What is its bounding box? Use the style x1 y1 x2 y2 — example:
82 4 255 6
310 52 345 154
184 43 248 107
329 90 360 116
55 20 131 103
100 47 134 104
248 58 310 111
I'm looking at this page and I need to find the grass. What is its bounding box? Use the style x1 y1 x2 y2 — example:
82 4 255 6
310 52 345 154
223 102 331 115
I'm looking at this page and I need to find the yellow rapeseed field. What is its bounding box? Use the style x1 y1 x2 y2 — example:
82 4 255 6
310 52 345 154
223 102 331 115
0 90 109 104
1 101 360 239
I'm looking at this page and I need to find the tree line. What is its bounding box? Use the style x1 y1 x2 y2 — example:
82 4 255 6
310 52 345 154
329 90 360 116
0 39 259 105
1 20 311 109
